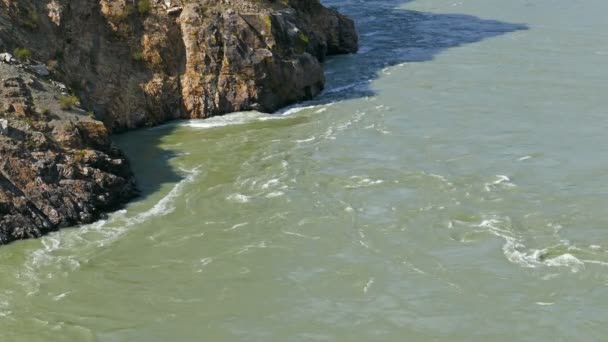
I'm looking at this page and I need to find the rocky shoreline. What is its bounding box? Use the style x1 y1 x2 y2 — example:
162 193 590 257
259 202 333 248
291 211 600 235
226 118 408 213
0 61 138 244
0 0 358 245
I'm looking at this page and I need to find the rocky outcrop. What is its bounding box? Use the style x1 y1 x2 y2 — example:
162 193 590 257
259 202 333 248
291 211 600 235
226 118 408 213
0 0 358 131
0 62 137 244
0 0 356 244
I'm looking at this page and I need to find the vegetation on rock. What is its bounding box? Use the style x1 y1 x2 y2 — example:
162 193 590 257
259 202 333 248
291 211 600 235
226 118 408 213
13 48 31 62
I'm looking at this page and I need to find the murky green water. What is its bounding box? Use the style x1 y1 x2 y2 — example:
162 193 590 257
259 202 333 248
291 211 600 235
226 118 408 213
2 0 608 340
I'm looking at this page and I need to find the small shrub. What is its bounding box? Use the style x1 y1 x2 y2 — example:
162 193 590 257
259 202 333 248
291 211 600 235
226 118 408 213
59 95 79 110
13 48 31 62
138 0 151 15
132 51 145 62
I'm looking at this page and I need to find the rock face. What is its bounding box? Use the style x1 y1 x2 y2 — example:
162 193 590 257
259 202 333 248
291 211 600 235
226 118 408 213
0 63 138 244
0 0 358 131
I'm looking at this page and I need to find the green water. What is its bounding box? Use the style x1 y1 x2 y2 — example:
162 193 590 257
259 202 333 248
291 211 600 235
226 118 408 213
2 0 608 340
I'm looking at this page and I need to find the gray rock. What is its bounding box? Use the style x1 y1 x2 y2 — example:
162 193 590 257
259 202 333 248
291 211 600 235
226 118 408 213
51 80 68 92
31 65 50 76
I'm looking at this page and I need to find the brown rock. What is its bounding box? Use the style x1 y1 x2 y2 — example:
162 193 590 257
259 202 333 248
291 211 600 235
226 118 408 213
0 63 138 245
0 0 358 130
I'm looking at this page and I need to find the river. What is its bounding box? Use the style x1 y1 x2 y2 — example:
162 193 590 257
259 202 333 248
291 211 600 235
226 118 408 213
1 0 608 340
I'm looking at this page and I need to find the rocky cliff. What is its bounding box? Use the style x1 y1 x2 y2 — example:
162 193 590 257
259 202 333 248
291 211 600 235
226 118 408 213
0 62 137 244
0 0 357 244
0 0 357 131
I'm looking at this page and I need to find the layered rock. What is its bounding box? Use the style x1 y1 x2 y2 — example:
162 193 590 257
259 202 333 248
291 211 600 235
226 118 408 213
0 63 137 244
0 0 358 131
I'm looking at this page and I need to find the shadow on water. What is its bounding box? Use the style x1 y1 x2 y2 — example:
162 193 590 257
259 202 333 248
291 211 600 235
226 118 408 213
111 0 529 204
312 0 529 103
112 124 184 203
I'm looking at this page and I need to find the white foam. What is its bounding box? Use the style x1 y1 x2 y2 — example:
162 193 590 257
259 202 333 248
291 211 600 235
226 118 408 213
323 110 367 140
183 111 280 129
544 254 585 272
345 176 385 189
19 167 202 294
226 222 249 231
283 231 321 240
261 179 280 189
128 169 200 225
581 259 608 266
295 136 316 143
484 175 516 192
278 104 319 116
265 191 285 198
363 277 375 294
475 216 602 272
226 193 251 203
196 257 213 273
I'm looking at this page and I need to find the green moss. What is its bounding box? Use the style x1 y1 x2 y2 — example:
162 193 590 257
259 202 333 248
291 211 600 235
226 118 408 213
59 95 79 110
132 51 145 62
298 33 310 44
262 15 272 30
13 48 31 62
138 0 151 15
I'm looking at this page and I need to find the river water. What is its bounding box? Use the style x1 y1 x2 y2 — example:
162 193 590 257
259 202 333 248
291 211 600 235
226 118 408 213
2 0 608 340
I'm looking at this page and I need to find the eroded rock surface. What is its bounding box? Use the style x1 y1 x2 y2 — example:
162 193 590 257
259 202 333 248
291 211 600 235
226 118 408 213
0 63 137 244
0 0 358 130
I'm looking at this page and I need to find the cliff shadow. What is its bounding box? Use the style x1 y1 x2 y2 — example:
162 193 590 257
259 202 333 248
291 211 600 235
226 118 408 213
303 0 529 105
112 124 184 204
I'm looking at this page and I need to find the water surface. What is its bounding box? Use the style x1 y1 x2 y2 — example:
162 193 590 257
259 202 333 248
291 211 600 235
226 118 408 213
1 0 608 340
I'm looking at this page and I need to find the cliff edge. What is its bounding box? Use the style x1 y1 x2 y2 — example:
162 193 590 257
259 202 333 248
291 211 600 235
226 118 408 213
0 0 358 131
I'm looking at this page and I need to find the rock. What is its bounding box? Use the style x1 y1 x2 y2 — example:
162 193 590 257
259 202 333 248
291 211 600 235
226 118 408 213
0 62 138 245
166 7 182 15
51 80 68 92
30 65 50 77
0 0 358 131
0 53 15 64
0 119 8 135
46 0 63 26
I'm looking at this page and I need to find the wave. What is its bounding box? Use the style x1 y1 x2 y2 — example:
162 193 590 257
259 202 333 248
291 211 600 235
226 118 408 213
475 215 605 272
182 111 282 129
18 168 202 295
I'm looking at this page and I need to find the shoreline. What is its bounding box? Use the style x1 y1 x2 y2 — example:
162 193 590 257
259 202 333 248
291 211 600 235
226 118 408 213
0 0 358 245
